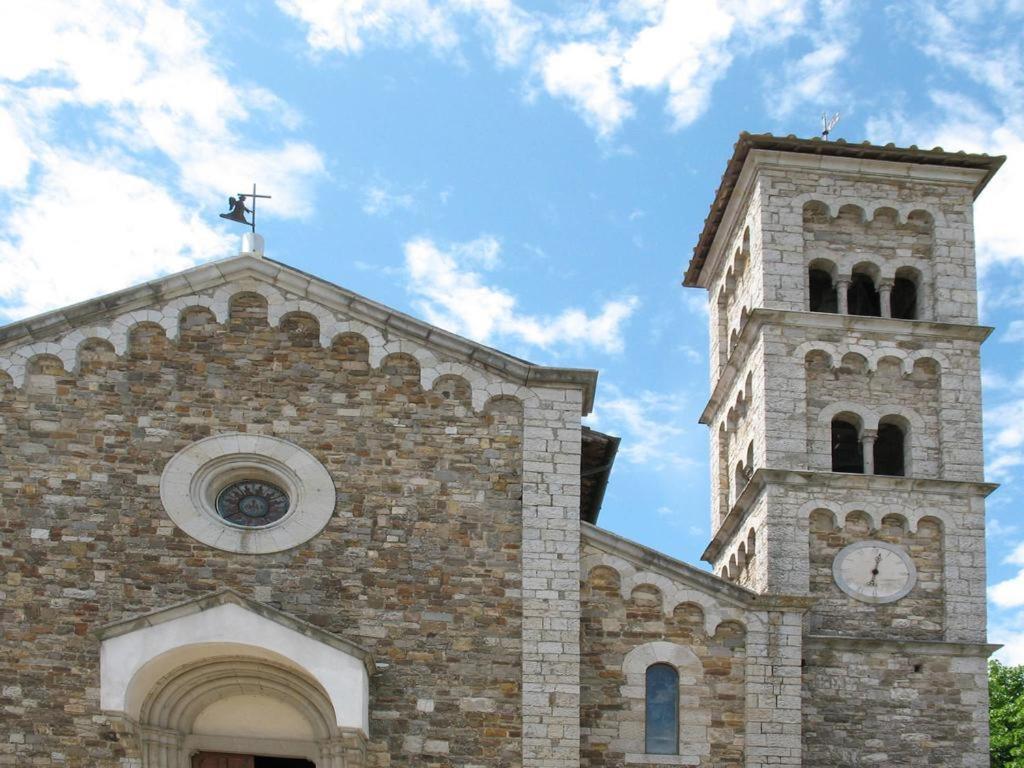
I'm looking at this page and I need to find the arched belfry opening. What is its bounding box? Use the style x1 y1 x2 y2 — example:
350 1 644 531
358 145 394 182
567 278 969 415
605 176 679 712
831 417 863 473
874 420 907 476
808 267 838 313
97 590 372 768
891 272 918 319
847 273 881 316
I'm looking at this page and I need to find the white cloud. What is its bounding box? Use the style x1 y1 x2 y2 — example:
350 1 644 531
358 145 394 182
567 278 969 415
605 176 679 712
0 0 325 319
655 505 704 536
1003 320 1024 342
403 235 638 352
0 106 32 190
453 0 539 66
586 385 697 471
767 41 846 118
618 0 734 128
362 183 417 216
540 41 633 136
990 625 1024 665
276 0 459 55
988 518 1019 540
0 154 232 320
278 0 817 136
866 4 1024 273
991 571 1024 609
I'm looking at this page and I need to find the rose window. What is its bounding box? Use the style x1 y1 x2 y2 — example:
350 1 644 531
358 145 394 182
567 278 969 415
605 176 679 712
215 480 290 527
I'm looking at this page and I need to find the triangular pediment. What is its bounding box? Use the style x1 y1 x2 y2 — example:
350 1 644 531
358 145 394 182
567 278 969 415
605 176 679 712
96 587 374 670
0 253 597 412
97 588 373 734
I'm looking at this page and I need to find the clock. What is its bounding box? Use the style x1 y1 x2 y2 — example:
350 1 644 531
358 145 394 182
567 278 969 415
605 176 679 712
832 541 917 604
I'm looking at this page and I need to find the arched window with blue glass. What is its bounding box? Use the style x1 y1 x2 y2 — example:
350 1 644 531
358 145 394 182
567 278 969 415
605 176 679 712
645 662 679 754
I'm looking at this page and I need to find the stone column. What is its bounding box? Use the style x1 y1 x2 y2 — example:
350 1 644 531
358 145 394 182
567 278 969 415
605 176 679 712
521 387 583 768
860 429 877 475
878 279 894 318
743 600 812 767
835 278 850 314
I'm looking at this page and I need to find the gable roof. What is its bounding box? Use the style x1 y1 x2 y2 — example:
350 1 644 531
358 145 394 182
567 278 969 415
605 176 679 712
683 132 1006 287
0 251 599 413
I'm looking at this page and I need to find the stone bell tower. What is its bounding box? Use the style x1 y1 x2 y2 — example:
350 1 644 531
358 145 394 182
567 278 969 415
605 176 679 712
684 133 1003 765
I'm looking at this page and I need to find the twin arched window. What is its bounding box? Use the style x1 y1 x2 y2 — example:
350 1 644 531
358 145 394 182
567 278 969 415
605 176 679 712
645 663 679 754
831 417 906 476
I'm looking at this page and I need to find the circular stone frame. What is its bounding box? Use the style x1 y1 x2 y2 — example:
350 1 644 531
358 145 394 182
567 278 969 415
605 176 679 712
831 540 918 605
160 433 336 554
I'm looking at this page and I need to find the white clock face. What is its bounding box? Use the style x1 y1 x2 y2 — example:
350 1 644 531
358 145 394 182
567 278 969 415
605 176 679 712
832 541 917 604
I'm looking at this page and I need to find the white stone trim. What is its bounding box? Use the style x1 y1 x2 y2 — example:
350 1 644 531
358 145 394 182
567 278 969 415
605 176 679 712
100 599 369 768
100 601 369 733
159 433 336 554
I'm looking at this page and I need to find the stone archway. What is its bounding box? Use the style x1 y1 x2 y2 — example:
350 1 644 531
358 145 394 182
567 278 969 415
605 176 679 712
97 589 372 768
138 656 364 767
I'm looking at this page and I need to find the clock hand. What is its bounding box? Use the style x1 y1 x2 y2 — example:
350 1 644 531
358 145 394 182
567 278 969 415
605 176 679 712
867 552 882 588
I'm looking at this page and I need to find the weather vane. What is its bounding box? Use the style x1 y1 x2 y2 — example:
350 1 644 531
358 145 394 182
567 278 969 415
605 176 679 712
821 112 841 141
219 184 272 233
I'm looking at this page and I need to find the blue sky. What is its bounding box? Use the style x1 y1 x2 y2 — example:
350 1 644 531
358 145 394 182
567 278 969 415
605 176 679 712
1 0 1023 655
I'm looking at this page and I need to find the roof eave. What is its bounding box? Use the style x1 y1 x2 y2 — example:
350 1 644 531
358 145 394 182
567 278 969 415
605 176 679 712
682 132 1007 289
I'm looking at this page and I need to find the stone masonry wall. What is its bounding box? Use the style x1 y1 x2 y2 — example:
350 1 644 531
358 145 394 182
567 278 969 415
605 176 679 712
802 640 990 768
0 295 531 768
579 561 746 768
759 167 980 325
808 510 943 640
804 351 941 476
761 322 985 480
767 481 987 642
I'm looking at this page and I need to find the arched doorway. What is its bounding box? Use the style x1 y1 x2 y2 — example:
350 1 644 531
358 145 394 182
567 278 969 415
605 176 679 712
98 589 372 768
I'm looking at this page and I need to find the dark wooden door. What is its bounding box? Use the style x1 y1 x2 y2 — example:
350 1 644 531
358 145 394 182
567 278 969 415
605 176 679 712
191 753 254 768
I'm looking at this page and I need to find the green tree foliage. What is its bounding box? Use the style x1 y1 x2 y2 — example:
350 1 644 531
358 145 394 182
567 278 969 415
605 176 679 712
991 660 1024 767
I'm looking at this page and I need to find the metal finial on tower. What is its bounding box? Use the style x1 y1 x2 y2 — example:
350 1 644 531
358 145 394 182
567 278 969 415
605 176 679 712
219 184 272 255
821 112 841 141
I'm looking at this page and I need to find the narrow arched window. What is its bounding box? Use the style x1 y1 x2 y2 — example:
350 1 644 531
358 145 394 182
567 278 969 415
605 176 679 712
874 422 905 476
847 273 881 316
646 663 679 755
891 276 917 319
809 268 837 312
831 419 863 473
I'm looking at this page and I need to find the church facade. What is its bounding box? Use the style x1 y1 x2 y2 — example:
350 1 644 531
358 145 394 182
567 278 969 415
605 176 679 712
0 134 1004 767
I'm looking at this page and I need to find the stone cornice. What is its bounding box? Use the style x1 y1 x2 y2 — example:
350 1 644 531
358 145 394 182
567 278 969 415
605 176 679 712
702 468 998 562
95 587 376 674
804 634 1001 657
700 308 993 425
0 253 599 414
